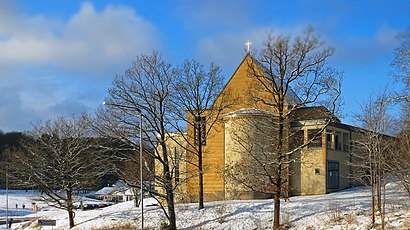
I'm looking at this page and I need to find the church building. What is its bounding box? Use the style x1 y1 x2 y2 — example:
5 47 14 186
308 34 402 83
161 53 361 203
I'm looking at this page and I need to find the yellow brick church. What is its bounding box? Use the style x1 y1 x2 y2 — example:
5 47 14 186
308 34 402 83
159 54 361 202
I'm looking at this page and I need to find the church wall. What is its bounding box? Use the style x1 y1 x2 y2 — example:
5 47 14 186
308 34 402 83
224 113 276 200
186 56 259 201
155 134 188 203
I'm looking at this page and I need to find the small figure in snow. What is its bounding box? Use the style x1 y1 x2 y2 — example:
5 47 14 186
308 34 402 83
16 204 18 209
8 218 13 228
22 204 26 209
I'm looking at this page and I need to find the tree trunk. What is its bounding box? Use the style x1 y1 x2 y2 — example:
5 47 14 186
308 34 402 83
376 156 382 213
67 189 75 229
273 104 284 229
381 182 386 230
273 194 281 229
199 145 204 209
161 140 177 230
371 178 375 227
165 174 177 230
198 117 204 209
68 209 75 229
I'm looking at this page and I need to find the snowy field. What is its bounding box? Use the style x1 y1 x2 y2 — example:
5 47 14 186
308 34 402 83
1 183 410 229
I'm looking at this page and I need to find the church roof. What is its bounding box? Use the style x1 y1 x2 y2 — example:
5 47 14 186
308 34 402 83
289 106 340 122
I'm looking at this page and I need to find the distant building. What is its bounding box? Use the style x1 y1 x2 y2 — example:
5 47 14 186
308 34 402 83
94 180 133 203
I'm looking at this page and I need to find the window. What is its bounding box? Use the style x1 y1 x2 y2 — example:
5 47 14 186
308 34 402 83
343 133 350 152
327 161 339 189
290 129 304 150
326 133 333 149
194 116 206 146
174 147 180 183
308 129 322 148
335 132 342 151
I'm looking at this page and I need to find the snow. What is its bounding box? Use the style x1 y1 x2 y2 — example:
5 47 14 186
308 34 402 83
1 183 410 229
95 187 118 195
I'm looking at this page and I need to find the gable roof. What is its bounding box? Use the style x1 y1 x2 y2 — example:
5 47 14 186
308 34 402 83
214 54 302 108
95 187 118 195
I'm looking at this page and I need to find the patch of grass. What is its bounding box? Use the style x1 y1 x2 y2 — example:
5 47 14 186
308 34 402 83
328 201 342 223
344 212 357 225
214 204 227 224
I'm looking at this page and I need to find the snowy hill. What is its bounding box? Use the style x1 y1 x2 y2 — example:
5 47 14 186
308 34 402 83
1 183 410 229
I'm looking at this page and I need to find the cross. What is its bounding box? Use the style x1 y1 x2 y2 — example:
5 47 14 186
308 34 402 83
245 40 252 53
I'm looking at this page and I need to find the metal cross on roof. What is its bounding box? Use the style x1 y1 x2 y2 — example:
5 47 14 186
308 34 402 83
245 40 252 53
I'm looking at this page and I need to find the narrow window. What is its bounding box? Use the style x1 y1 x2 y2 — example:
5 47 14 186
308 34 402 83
290 129 304 150
308 129 322 148
326 132 333 149
343 133 350 152
174 147 180 183
194 116 206 146
335 132 342 151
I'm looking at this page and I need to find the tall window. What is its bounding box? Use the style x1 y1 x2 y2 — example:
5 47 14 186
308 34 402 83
174 147 180 183
290 129 304 150
308 129 322 148
327 161 339 189
343 133 350 152
194 116 206 146
326 133 332 149
334 132 341 151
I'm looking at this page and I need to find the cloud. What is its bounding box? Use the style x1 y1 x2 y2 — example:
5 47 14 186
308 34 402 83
0 2 160 76
0 2 161 131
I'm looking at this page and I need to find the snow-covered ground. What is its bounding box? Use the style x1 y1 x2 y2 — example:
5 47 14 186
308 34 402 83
1 183 410 229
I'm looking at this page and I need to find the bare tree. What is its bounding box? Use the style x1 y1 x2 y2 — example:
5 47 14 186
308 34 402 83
389 27 410 202
351 92 396 229
389 129 410 198
230 28 342 229
392 27 410 88
91 52 179 229
170 60 233 209
6 116 109 229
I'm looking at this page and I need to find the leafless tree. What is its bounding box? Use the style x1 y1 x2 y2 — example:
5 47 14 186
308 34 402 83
6 116 109 229
392 27 410 88
389 27 410 202
91 52 179 229
351 92 396 229
389 129 410 198
231 28 342 229
170 60 233 209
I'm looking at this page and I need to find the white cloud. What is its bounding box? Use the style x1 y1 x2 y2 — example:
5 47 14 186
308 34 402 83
0 2 160 76
0 1 161 131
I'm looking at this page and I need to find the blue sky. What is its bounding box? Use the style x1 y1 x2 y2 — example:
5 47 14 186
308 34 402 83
0 0 409 131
